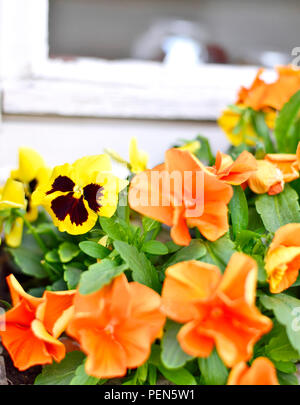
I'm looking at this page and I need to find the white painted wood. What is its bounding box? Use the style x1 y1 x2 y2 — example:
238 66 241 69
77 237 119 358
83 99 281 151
3 64 259 119
0 0 260 120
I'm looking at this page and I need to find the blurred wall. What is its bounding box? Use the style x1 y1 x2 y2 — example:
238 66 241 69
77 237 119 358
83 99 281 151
49 0 300 62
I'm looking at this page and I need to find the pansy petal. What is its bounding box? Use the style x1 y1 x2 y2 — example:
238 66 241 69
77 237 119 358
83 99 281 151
162 261 221 323
178 321 214 358
218 253 257 305
6 274 43 309
81 329 127 379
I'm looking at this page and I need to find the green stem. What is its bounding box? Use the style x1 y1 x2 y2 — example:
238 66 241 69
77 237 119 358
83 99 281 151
22 215 48 254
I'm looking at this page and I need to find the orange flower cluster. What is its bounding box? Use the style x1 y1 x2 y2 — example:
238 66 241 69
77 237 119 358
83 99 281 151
129 148 257 246
237 65 300 111
0 274 165 378
161 252 272 367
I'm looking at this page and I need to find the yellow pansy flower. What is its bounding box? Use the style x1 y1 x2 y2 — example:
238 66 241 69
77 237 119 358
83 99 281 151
218 105 275 147
0 178 27 247
32 154 128 235
10 147 51 222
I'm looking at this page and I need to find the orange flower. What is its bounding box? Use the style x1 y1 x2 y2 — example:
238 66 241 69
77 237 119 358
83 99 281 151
67 274 165 379
208 150 257 185
237 65 300 111
227 357 279 385
161 253 272 368
0 275 75 371
265 223 300 293
264 153 299 183
248 160 284 195
297 142 300 170
129 148 233 246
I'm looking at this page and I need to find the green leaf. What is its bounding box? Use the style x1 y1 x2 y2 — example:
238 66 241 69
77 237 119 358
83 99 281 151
79 241 110 259
195 135 214 165
142 217 161 233
251 110 274 153
142 240 168 255
113 240 160 291
273 361 297 374
229 186 248 238
7 233 47 279
260 294 300 355
35 351 85 385
70 364 100 385
265 326 300 362
255 185 300 233
274 90 300 152
161 321 194 369
79 259 128 295
45 249 60 263
198 349 228 385
99 216 128 241
277 370 299 385
162 240 206 271
201 234 236 272
158 365 197 385
58 242 80 263
64 267 82 290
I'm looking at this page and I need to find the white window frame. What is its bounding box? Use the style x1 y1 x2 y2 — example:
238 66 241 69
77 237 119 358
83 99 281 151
0 0 260 120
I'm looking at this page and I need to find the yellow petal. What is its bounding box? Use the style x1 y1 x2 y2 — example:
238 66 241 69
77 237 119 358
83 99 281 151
178 140 201 154
5 217 24 247
129 137 148 174
15 147 46 183
73 154 112 186
248 160 284 195
0 179 26 210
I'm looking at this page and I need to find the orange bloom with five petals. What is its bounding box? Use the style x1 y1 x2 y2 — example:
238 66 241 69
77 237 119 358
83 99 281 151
67 274 165 379
265 223 300 293
227 357 279 385
161 253 272 367
129 148 233 246
0 275 75 371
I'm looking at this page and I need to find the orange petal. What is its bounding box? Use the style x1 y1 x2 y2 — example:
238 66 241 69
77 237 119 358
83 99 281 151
178 321 214 358
248 160 284 195
187 201 230 241
31 319 66 363
170 206 191 246
109 274 132 320
228 357 279 385
264 154 299 183
80 329 127 379
162 260 221 323
0 301 52 371
220 151 257 185
218 253 257 305
129 282 166 341
129 167 173 226
6 274 43 309
268 223 300 250
36 290 76 338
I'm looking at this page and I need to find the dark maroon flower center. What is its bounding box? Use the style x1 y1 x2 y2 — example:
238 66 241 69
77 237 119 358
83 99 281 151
48 176 104 226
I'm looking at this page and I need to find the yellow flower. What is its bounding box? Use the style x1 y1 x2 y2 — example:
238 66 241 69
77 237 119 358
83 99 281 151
129 137 148 174
32 155 128 235
0 179 27 247
178 140 201 154
10 148 51 222
218 105 275 146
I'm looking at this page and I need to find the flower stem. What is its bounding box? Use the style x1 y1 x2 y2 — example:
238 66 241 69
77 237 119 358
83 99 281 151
22 215 48 254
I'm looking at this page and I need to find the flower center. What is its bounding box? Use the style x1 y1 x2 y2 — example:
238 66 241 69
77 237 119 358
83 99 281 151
210 307 224 318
